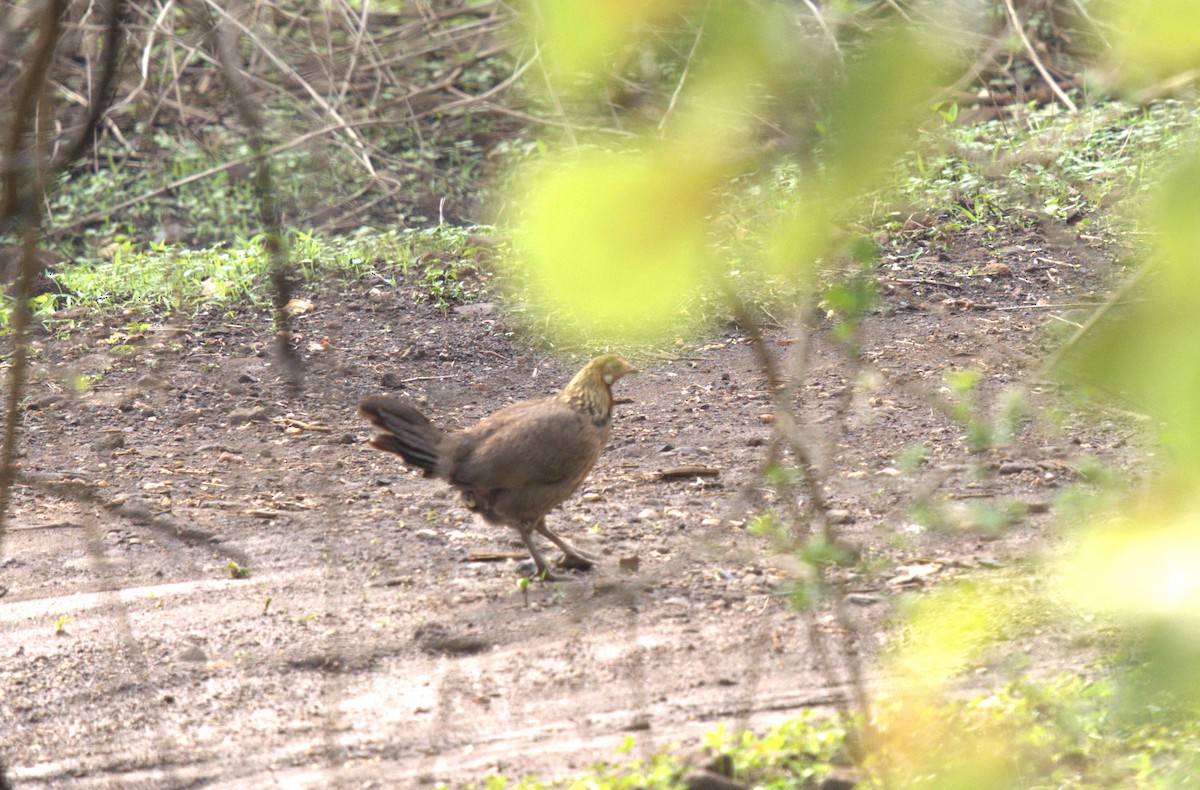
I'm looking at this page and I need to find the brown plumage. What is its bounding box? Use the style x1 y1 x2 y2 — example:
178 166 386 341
358 355 638 578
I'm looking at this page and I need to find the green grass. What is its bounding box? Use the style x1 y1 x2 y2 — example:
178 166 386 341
13 226 497 333
23 97 1197 350
451 675 1200 789
877 98 1200 240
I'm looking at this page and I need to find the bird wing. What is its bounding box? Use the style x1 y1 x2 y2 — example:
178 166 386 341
447 398 607 492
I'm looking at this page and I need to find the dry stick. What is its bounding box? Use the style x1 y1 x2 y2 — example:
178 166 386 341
112 0 176 114
417 55 536 120
47 117 416 236
202 0 379 178
52 0 127 170
0 0 65 557
333 0 370 106
1037 263 1152 380
726 284 879 765
466 99 636 137
657 5 708 134
210 3 302 388
1001 0 1078 113
800 0 843 61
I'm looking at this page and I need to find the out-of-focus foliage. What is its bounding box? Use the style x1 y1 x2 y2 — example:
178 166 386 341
1105 0 1200 84
509 0 1200 786
1069 150 1200 483
514 2 958 343
527 0 692 89
515 148 712 342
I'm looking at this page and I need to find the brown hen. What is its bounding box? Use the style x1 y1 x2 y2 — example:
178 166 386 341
358 354 637 578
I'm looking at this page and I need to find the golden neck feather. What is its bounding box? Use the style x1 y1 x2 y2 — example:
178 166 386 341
558 365 612 423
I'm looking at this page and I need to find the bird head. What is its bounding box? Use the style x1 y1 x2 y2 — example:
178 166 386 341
560 354 638 421
591 354 639 386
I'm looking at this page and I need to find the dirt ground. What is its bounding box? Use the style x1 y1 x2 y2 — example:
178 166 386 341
0 227 1135 788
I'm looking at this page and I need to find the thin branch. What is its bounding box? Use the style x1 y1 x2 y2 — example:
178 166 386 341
47 117 430 236
0 0 66 559
1037 264 1151 379
658 5 708 134
209 0 302 387
52 0 128 169
201 0 380 178
1001 0 1078 113
801 0 843 62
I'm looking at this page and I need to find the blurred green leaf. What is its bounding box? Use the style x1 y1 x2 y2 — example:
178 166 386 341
516 148 713 342
1106 0 1200 83
1067 149 1200 480
1059 510 1200 627
890 579 1028 690
823 25 952 204
768 25 953 276
528 0 691 88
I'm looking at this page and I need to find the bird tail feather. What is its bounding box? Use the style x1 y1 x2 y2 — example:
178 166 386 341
357 396 445 476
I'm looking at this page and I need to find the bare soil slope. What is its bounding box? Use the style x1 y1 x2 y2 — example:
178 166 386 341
0 230 1135 788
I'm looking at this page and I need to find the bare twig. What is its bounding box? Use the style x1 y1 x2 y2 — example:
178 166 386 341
0 0 66 556
48 117 431 236
1001 0 1078 113
52 0 128 169
724 282 879 760
658 5 708 134
1037 264 1151 379
201 0 380 178
800 0 843 63
209 0 303 387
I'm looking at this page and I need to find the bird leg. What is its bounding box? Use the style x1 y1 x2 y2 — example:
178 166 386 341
516 522 559 581
535 518 600 570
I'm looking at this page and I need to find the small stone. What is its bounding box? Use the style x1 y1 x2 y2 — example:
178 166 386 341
636 508 658 521
174 410 201 427
28 393 65 410
819 768 863 790
228 406 271 425
93 433 125 451
414 529 438 540
618 555 640 572
283 298 314 316
701 517 721 527
452 302 496 317
758 414 774 424
179 645 208 663
827 509 853 524
664 508 685 518
683 770 747 790
846 593 881 606
581 492 602 502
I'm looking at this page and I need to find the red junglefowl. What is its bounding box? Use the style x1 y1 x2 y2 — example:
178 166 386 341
358 354 638 579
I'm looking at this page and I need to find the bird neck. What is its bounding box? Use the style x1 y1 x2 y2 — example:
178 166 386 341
558 368 612 424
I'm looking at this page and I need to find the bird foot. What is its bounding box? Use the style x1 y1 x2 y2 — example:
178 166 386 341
557 553 596 571
516 559 572 582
